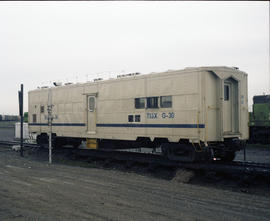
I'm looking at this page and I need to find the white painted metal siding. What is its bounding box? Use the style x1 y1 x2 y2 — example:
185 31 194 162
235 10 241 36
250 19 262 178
28 66 248 144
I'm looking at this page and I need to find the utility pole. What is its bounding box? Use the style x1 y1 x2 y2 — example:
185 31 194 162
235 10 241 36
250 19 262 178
47 88 53 164
18 84 23 157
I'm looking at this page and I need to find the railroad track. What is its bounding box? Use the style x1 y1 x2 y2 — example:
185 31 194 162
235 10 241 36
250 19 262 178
72 148 270 177
1 140 270 177
0 140 37 148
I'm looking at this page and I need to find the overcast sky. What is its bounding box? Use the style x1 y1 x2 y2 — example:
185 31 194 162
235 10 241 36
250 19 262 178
0 2 269 115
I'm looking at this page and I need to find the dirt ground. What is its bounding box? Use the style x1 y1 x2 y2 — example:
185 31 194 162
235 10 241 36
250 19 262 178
0 126 270 220
0 146 270 221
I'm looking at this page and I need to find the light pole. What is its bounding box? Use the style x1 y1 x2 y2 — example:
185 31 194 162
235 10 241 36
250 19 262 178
47 88 53 164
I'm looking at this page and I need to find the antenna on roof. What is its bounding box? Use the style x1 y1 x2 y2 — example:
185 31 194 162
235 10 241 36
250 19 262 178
53 82 62 87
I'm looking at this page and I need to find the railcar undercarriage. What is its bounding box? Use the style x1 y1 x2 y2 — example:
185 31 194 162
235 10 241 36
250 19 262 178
36 133 246 163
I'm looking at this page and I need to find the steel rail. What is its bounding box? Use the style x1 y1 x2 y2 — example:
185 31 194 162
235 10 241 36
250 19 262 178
0 140 37 148
72 148 270 177
0 140 270 177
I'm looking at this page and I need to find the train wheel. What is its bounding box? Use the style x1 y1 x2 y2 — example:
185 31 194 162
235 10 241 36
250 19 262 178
72 140 82 148
36 134 49 148
161 143 198 162
161 143 169 158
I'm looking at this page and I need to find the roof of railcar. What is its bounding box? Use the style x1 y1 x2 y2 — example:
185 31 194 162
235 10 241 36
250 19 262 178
29 66 247 93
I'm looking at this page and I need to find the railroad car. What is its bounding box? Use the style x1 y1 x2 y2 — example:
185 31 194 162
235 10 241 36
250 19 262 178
0 115 19 121
249 95 270 144
28 66 248 162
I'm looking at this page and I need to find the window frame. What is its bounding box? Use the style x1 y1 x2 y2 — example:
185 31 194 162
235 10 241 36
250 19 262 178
160 96 172 108
146 97 159 109
135 115 140 122
40 105 45 113
224 85 230 101
135 98 145 109
88 96 96 112
32 114 37 123
128 115 134 122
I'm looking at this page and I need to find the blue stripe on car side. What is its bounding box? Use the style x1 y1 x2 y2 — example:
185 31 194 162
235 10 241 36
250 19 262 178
96 123 205 128
28 123 86 126
29 123 205 128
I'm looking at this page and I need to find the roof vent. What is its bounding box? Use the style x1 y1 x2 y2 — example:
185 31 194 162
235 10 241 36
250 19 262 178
117 72 140 78
93 78 103 82
53 82 62 87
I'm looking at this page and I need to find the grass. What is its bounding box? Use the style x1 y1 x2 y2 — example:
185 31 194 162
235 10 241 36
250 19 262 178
0 121 17 128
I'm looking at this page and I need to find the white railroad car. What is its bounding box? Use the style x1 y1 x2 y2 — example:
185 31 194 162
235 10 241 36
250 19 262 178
28 66 248 162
